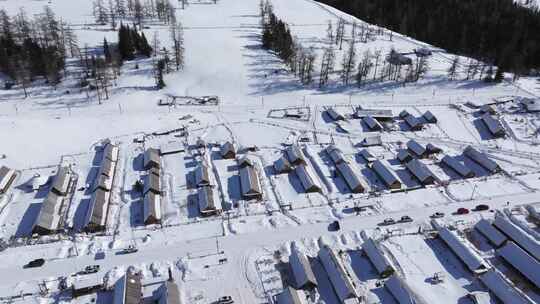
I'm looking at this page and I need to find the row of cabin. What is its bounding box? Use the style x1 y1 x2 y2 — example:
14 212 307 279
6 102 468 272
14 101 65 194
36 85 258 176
192 161 224 215
84 143 119 232
32 166 73 235
144 168 162 225
0 166 16 194
274 145 323 194
143 148 162 225
326 146 368 193
440 146 500 178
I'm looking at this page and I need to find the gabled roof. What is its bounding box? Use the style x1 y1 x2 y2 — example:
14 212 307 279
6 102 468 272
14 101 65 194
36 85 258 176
239 166 262 198
274 156 292 174
397 150 413 163
98 158 116 178
194 163 211 187
144 172 161 195
0 166 16 193
441 155 474 178
220 141 236 159
355 108 394 120
474 219 507 247
143 148 161 170
363 238 395 277
426 143 442 154
84 188 110 230
479 270 530 304
360 149 376 163
33 191 63 234
198 186 221 214
498 241 540 288
406 140 426 157
422 110 437 123
103 143 119 162
295 164 322 193
326 108 345 121
403 114 423 130
385 275 417 304
51 167 71 196
325 145 346 165
436 226 490 274
143 191 161 224
114 272 142 304
276 286 308 304
318 246 359 302
481 114 505 137
463 146 500 173
289 247 317 289
405 159 435 185
493 214 540 261
363 115 383 131
371 160 402 189
336 162 368 193
286 145 306 165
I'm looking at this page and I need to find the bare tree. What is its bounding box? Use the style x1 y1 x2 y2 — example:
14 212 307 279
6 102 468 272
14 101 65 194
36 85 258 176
170 21 185 71
340 34 356 85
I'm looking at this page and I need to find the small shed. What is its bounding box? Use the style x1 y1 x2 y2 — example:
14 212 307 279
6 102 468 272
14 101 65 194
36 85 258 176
295 165 322 193
143 148 161 170
197 186 221 216
426 143 442 154
398 110 410 119
143 191 161 225
274 156 292 174
0 166 16 194
422 111 437 123
371 160 402 190
360 135 382 147
355 108 394 121
51 167 71 196
463 146 500 173
220 141 236 159
239 166 262 199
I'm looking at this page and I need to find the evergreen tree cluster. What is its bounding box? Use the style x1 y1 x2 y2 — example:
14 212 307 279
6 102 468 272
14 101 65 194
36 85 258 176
93 0 176 29
317 0 540 74
261 2 294 65
117 23 152 61
0 7 73 89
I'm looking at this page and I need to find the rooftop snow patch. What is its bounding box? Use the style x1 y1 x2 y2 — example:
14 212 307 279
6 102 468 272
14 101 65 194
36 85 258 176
463 146 500 174
362 238 395 278
474 219 507 247
497 241 540 288
318 246 359 303
493 214 540 261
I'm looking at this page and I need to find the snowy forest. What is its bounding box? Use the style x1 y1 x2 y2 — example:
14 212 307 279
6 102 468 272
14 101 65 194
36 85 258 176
317 0 540 76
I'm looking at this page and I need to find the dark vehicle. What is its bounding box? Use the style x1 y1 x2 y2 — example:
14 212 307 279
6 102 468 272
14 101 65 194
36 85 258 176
474 204 489 211
457 208 470 215
217 296 234 304
430 212 445 218
117 245 138 255
399 215 413 223
379 218 396 226
329 221 341 231
79 265 100 275
95 250 105 260
24 258 45 268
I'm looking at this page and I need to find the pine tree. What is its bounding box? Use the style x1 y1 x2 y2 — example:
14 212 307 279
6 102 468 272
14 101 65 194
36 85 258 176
103 38 112 63
340 37 356 85
447 55 459 80
494 68 504 83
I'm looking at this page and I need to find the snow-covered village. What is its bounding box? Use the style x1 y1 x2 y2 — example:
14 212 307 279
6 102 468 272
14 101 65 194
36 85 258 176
0 0 540 303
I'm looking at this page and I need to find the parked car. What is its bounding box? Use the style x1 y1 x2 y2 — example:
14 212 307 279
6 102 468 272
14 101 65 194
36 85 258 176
379 218 396 226
399 215 413 223
217 296 234 304
456 208 470 215
117 245 138 255
79 265 100 275
474 204 489 211
430 212 445 218
24 258 45 269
